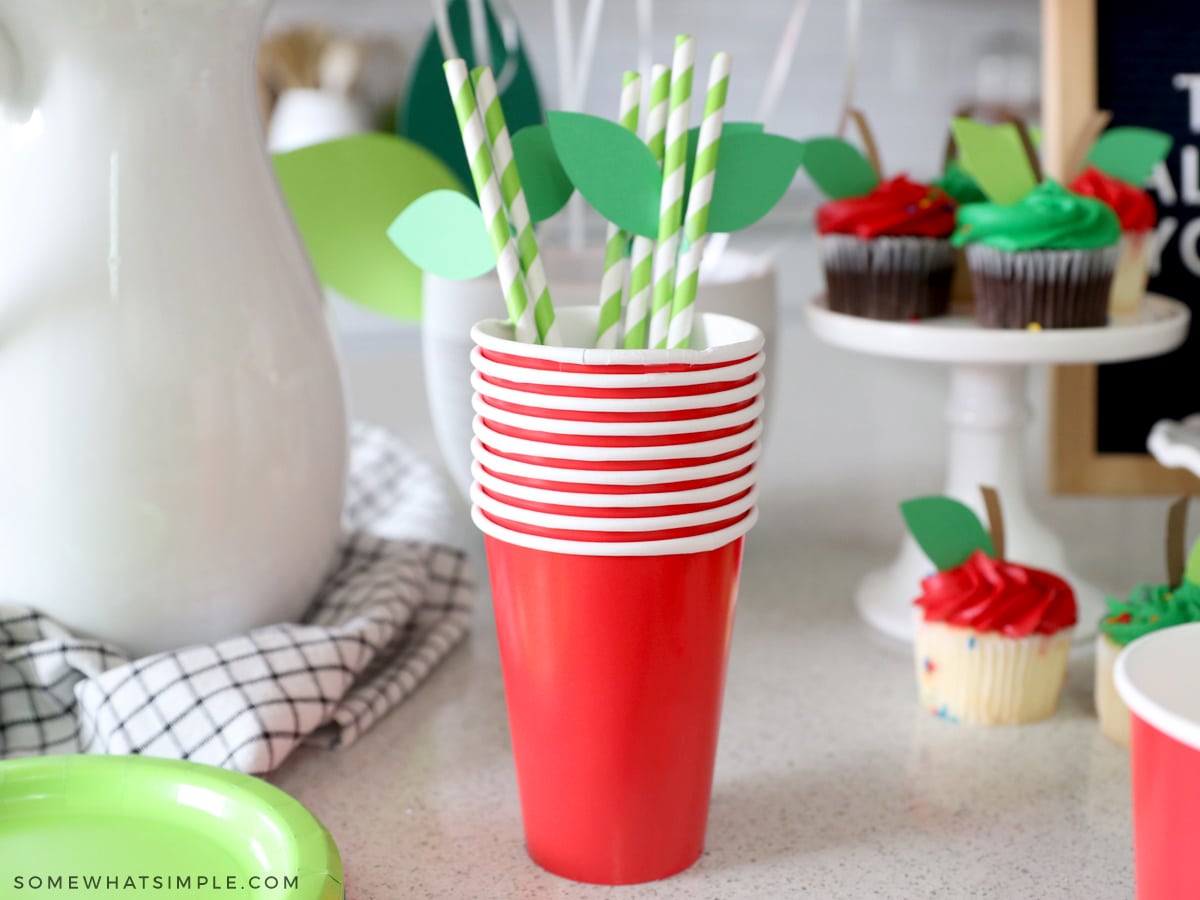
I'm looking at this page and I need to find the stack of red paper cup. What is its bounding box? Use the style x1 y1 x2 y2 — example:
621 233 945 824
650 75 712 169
469 306 764 885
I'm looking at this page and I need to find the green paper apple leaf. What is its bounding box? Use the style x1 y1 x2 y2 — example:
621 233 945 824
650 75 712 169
800 137 880 199
1185 533 1200 588
1088 126 1173 187
387 190 495 280
900 496 996 572
511 124 573 221
708 132 806 232
273 133 463 320
684 122 764 200
547 110 662 238
950 118 1038 205
401 0 545 199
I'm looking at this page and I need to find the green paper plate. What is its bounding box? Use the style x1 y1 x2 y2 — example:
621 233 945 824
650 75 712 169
0 755 343 899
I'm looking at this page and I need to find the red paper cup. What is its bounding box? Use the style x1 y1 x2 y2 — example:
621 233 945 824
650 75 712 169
471 439 763 494
472 370 765 422
471 461 759 512
1116 623 1200 899
469 482 759 535
472 348 763 398
475 508 753 883
471 306 764 375
473 418 764 470
471 394 764 444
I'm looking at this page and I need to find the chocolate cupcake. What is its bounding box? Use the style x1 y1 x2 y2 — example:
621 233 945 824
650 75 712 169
952 180 1121 329
816 176 957 321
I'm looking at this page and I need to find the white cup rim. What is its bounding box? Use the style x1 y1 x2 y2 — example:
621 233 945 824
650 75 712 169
471 460 758 507
472 393 764 437
470 439 762 485
470 370 766 413
471 306 765 365
1115 621 1200 751
470 482 759 531
473 416 763 461
472 504 758 556
471 347 765 389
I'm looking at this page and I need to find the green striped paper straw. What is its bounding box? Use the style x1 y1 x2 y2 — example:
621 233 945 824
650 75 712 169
595 71 642 349
623 64 670 349
471 66 561 346
443 60 537 343
667 52 731 349
647 35 696 349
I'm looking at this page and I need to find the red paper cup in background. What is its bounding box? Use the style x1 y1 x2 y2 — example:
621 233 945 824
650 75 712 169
1115 623 1200 900
474 507 755 884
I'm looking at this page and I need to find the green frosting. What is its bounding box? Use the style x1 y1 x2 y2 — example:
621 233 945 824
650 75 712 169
1099 580 1200 647
933 160 987 205
951 178 1121 251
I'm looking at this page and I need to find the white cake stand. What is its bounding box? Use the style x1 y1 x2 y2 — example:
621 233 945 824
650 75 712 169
806 294 1191 643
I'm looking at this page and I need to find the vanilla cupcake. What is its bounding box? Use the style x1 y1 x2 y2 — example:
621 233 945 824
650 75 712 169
1095 580 1200 745
903 494 1077 725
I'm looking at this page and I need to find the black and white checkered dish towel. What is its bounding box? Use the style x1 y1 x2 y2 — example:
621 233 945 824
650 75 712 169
0 424 473 774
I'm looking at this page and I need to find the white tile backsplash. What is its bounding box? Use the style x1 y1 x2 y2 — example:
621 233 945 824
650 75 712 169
267 0 1039 178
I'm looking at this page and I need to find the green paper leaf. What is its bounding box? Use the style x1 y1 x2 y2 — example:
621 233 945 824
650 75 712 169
511 124 573 221
387 190 495 280
400 0 545 199
1088 126 1173 186
547 110 662 238
273 133 463 320
708 132 806 232
900 496 996 572
1185 533 1200 588
684 122 765 202
950 118 1038 205
800 137 880 199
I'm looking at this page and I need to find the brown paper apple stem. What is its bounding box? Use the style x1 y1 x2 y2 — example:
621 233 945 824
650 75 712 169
1066 108 1113 181
980 485 1005 561
1166 495 1189 588
843 107 883 180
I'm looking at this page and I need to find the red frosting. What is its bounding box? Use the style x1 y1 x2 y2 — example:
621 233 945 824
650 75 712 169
815 175 957 239
1069 165 1157 232
914 550 1077 638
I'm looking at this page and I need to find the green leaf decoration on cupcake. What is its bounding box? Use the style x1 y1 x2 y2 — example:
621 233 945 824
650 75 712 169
1087 126 1173 187
900 496 996 572
547 112 806 238
387 190 495 281
949 118 1039 205
547 110 663 237
708 132 806 232
801 136 880 199
511 124 575 221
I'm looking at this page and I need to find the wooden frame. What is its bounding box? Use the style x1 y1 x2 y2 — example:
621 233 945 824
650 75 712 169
1044 0 1200 494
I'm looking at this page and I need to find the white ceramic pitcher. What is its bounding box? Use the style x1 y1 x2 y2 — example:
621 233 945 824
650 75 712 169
0 0 348 655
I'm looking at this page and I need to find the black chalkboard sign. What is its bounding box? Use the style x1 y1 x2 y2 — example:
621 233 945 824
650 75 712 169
1094 0 1200 454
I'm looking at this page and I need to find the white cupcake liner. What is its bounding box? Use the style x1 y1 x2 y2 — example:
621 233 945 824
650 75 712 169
914 622 1073 725
1095 632 1130 746
964 243 1119 328
819 235 955 320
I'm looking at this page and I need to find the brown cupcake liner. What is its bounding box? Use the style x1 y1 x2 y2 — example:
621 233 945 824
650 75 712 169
964 244 1118 329
820 235 955 321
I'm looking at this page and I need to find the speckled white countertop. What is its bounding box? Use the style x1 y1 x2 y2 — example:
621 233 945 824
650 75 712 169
272 228 1155 898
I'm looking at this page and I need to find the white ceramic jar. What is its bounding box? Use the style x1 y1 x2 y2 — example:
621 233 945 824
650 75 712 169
0 0 348 655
